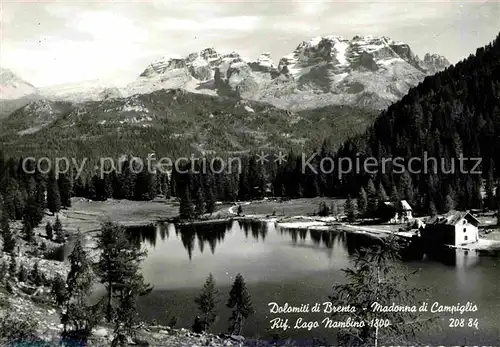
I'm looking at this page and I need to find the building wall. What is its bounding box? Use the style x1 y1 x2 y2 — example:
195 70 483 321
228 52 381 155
454 218 479 245
422 225 455 246
400 210 412 222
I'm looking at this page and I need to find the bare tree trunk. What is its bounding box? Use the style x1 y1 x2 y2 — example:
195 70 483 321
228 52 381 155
106 280 113 322
375 266 380 347
235 312 242 335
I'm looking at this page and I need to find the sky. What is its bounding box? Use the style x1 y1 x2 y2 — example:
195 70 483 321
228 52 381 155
1 0 499 87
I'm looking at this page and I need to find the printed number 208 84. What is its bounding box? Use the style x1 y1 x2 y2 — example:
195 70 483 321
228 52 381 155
449 318 479 330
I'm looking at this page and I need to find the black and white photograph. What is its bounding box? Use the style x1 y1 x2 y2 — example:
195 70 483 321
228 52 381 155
0 0 499 345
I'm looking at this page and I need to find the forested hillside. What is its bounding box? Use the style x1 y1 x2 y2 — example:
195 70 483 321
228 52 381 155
1 34 498 218
0 89 375 161
332 32 500 212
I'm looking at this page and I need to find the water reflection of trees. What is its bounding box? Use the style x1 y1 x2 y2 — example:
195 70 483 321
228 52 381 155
275 226 420 261
344 233 383 255
128 221 474 267
175 221 232 260
127 224 159 248
238 221 268 241
276 227 346 249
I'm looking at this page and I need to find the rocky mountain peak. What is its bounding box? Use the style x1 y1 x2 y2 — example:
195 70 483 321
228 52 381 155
30 35 450 111
0 68 17 81
256 53 274 67
199 47 220 61
139 47 245 82
422 53 450 74
0 68 38 100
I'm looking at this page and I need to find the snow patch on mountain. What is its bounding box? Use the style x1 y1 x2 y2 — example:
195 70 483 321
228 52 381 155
30 35 450 111
256 53 274 68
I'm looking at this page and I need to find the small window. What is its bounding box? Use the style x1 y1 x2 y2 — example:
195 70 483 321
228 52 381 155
464 228 466 233
465 235 468 241
463 220 467 225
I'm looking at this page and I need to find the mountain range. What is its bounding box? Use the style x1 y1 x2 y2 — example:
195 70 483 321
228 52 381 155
0 88 377 162
0 34 454 160
0 68 38 100
1 35 449 111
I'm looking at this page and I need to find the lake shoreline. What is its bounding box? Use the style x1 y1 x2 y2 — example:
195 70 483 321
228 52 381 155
8 197 500 345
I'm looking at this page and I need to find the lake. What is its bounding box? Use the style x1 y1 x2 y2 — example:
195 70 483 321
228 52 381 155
125 220 500 345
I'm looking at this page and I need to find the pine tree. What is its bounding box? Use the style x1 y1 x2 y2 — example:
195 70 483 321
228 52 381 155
23 193 40 231
297 184 304 199
54 216 65 243
247 155 266 199
58 173 73 208
1 211 16 254
205 187 216 215
3 177 25 220
156 172 169 198
17 264 28 283
86 176 97 201
134 170 157 201
357 187 368 217
429 200 438 216
95 220 153 342
398 171 415 205
47 170 61 215
30 262 43 287
365 179 378 217
45 222 53 241
89 176 101 201
121 160 138 200
444 194 456 212
329 236 434 346
226 273 254 335
164 173 171 199
344 195 357 222
22 213 34 243
66 238 92 299
194 273 219 331
92 175 107 201
95 221 130 322
168 316 178 328
51 273 67 306
331 203 338 217
179 187 194 220
238 171 250 201
170 174 177 199
390 184 401 204
317 201 330 217
103 173 114 200
224 175 238 202
377 182 388 202
73 175 86 197
8 255 16 280
195 188 206 217
61 237 102 344
34 178 46 225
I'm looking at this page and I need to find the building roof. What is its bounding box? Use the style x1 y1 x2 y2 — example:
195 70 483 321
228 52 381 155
380 200 412 211
426 210 480 226
400 200 412 211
